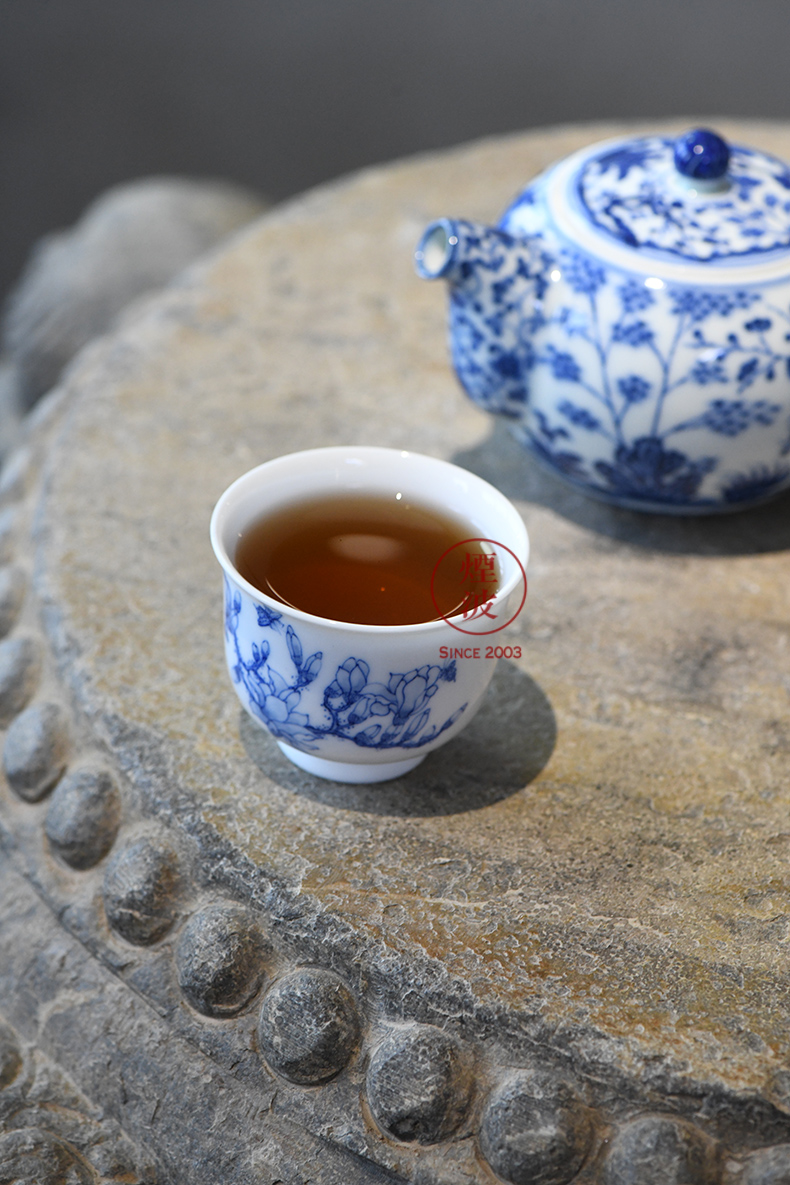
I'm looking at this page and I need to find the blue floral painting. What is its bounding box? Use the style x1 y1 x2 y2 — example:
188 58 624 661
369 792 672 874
577 136 790 261
225 580 465 754
440 219 790 508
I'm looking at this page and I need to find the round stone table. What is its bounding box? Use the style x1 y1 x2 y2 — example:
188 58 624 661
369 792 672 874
2 121 790 1185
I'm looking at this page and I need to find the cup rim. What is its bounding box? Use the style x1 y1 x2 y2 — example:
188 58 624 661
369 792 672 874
210 445 529 636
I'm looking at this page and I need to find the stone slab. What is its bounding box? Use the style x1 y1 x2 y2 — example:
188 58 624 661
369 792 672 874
3 120 790 1181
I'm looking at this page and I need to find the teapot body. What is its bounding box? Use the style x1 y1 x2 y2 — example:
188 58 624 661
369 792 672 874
418 133 790 513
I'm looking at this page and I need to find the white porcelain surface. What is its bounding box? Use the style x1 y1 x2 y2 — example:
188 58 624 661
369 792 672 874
210 447 529 783
417 129 790 512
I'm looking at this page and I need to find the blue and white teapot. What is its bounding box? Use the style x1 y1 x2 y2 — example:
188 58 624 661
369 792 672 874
416 129 790 513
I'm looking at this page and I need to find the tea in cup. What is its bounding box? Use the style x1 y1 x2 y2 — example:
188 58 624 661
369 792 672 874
210 446 529 783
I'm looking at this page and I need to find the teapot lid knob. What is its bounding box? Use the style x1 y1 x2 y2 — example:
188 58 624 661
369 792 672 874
673 128 730 180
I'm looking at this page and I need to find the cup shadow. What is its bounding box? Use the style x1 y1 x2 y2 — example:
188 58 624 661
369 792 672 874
453 420 790 557
239 659 556 818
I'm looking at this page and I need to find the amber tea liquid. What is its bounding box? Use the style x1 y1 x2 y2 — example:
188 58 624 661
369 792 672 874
234 493 499 626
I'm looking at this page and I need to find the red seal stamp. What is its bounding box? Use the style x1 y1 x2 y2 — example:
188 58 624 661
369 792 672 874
430 538 527 635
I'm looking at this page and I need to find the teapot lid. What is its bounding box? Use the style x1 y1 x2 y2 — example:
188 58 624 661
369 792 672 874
514 129 790 282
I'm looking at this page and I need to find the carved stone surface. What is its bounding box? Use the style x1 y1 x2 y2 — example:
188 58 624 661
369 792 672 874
1 177 267 410
258 968 361 1085
0 506 19 564
478 1072 594 1185
367 1025 473 1145
2 120 790 1182
601 1115 718 1184
0 1009 155 1183
45 766 121 869
0 444 33 503
739 1145 790 1185
0 1022 22 1089
0 562 26 636
176 902 269 1017
102 835 182 945
0 634 39 724
3 700 68 801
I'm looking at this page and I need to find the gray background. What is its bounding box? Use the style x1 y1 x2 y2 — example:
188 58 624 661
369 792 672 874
2 0 790 301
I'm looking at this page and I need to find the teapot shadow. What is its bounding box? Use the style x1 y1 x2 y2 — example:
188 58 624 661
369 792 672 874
239 659 556 817
454 420 790 557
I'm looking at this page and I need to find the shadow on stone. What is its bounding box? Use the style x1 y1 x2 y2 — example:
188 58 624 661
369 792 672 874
240 659 556 817
453 420 790 557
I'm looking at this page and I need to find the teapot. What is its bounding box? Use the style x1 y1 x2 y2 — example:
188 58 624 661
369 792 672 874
416 128 790 513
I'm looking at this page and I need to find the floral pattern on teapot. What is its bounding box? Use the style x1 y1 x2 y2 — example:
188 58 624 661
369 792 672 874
577 137 790 261
416 129 790 512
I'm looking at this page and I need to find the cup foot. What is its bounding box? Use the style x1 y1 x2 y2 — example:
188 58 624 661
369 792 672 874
277 742 425 783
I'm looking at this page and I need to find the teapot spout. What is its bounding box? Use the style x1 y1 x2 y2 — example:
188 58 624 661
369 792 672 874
415 218 547 419
415 218 515 282
415 218 465 280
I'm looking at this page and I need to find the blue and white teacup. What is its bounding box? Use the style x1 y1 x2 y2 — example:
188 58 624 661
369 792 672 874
210 446 529 783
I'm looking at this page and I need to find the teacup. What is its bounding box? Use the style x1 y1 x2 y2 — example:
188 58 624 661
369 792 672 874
210 446 529 783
